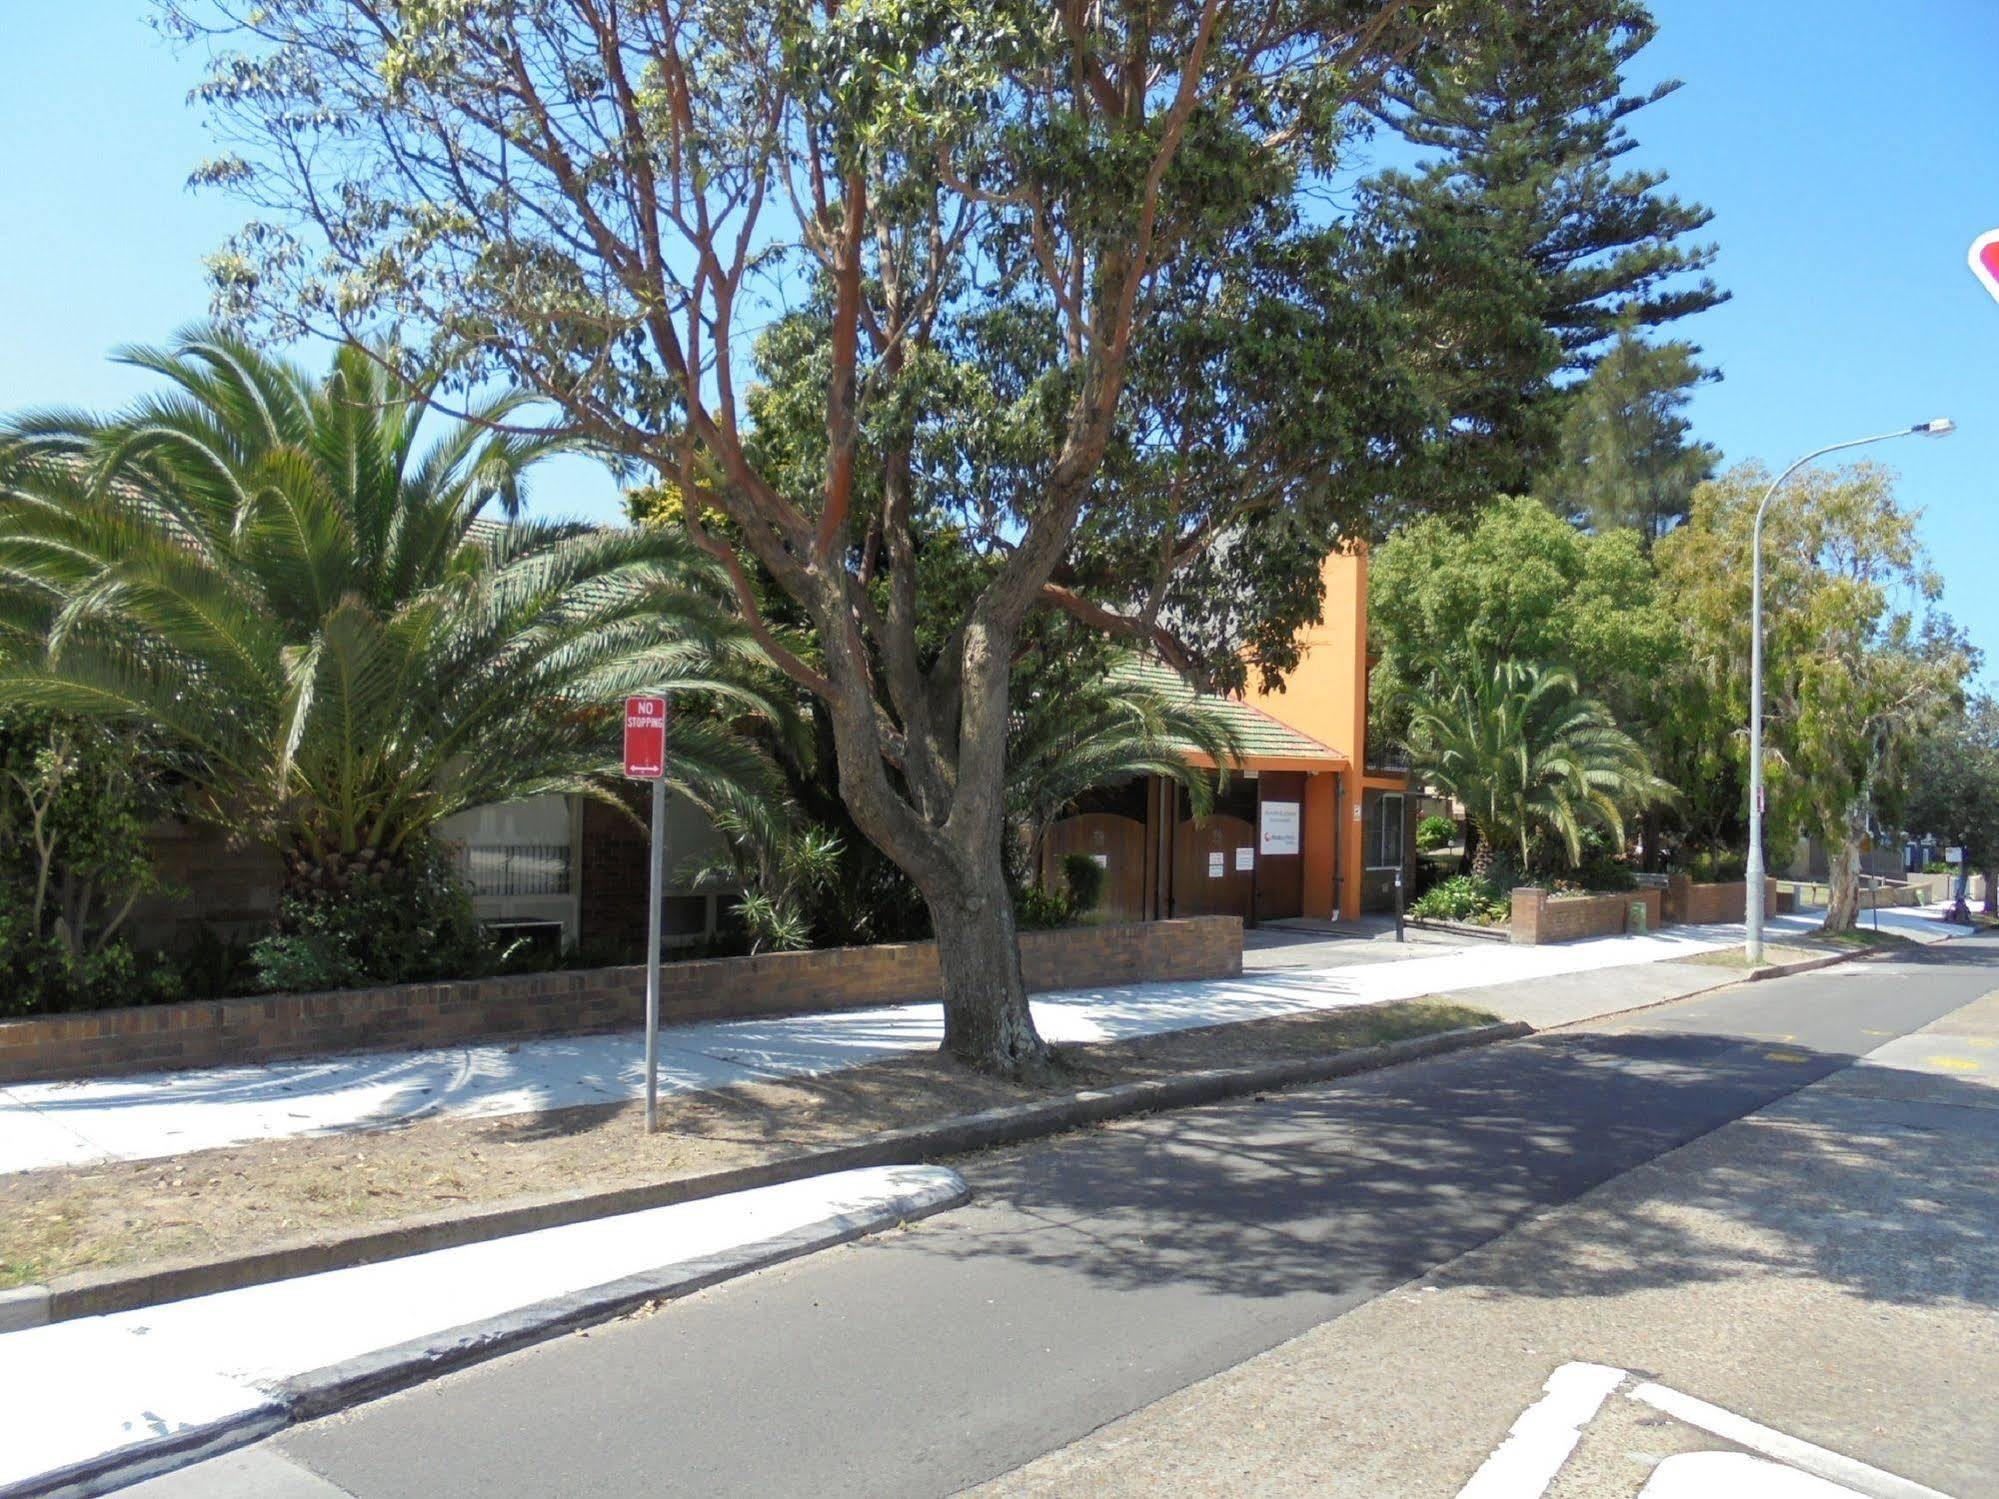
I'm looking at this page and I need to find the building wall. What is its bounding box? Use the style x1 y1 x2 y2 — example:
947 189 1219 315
127 818 284 950
1239 545 1408 920
435 794 581 941
577 788 729 957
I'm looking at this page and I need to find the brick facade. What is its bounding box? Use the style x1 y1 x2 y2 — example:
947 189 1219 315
0 917 1241 1085
577 792 651 953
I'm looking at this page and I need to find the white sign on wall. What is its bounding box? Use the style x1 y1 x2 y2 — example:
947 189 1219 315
1259 801 1301 856
1207 850 1226 879
1234 846 1254 872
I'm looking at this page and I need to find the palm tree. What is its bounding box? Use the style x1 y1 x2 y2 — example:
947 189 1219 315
1008 654 1244 878
0 332 786 909
1407 658 1676 877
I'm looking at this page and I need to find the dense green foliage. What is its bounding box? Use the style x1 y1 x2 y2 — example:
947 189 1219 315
0 713 176 1014
1540 329 1717 542
1415 814 1459 853
248 840 479 992
0 334 790 985
1370 494 1678 744
1657 462 1973 930
1900 697 1999 913
1407 659 1675 875
1409 873 1510 926
1356 0 1723 506
1060 853 1107 917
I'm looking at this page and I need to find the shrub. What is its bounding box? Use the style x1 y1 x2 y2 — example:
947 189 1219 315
0 712 176 1015
249 841 481 993
1061 852 1107 915
1013 885 1075 931
1416 814 1458 852
1570 828 1638 892
1409 873 1509 926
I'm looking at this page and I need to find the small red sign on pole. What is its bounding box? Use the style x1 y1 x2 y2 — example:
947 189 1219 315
624 696 667 779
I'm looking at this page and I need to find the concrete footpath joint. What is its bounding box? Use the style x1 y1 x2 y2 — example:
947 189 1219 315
5 1020 1529 1332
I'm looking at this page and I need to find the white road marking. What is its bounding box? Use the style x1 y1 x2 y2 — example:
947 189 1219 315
1628 1382 1954 1499
1638 1450 1862 1496
1455 1361 1625 1498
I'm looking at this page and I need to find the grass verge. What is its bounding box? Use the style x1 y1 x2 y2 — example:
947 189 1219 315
0 997 1493 1290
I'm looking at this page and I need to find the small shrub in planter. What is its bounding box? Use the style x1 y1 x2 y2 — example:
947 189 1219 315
1409 874 1509 926
1013 885 1075 931
1416 814 1457 852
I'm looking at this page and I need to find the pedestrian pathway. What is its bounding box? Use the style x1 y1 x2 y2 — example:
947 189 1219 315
0 1164 966 1498
0 906 1960 1175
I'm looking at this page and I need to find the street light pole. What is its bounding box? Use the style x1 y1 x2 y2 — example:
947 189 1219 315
1744 419 1956 962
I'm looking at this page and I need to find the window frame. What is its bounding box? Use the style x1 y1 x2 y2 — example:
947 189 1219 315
1366 792 1406 871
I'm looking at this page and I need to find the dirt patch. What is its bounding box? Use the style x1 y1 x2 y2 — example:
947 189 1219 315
0 999 1493 1289
1685 943 1832 971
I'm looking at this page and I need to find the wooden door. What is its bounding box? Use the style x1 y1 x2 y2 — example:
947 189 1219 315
1041 813 1147 922
1254 773 1305 921
1172 814 1256 919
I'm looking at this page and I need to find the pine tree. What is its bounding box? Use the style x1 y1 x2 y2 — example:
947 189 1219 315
1359 0 1726 498
1541 328 1718 542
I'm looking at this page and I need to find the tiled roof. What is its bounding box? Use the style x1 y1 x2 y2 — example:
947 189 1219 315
1109 657 1346 767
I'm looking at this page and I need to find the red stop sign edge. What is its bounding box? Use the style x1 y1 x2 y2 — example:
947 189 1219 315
624 695 668 779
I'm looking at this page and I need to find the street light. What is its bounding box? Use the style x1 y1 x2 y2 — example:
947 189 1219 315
1744 418 1956 962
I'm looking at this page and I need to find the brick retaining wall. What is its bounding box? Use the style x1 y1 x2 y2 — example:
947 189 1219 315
1662 876 1778 926
0 918 1241 1085
1510 886 1663 945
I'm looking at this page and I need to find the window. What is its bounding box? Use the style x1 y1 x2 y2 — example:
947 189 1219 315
1367 793 1405 870
455 843 573 896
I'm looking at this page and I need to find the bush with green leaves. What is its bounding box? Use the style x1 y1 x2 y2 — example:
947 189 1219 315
1409 874 1510 926
1 334 790 994
248 841 480 993
0 711 177 1015
1012 885 1076 932
1061 853 1107 916
1415 814 1458 853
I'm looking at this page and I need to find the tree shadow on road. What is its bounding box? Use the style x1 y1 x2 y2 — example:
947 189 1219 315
913 1026 1999 1316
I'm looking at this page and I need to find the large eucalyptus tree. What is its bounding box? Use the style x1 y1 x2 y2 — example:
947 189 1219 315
161 0 1716 1072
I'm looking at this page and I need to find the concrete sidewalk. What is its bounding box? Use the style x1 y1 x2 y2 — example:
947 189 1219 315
0 905 1960 1175
0 1164 967 1498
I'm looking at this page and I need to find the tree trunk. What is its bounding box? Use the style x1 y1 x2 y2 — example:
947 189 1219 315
1469 827 1495 882
1983 865 1996 917
1822 828 1863 933
929 864 1049 1075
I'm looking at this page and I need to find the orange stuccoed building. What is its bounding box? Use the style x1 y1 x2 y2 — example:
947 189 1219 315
1038 545 1415 926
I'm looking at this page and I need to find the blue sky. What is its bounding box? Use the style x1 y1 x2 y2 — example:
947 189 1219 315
3 1 1995 683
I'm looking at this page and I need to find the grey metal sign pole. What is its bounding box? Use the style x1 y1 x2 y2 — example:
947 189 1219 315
645 773 666 1134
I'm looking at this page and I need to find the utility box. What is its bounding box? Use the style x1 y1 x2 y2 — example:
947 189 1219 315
1628 900 1649 934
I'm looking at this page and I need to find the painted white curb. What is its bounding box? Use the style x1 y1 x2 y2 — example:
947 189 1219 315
0 1164 968 1498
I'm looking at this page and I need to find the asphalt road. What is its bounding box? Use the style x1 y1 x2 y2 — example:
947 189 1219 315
140 939 1999 1499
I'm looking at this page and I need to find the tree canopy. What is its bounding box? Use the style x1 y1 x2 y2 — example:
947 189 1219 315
1539 327 1716 542
1657 461 1974 929
162 0 1723 1070
1368 493 1679 741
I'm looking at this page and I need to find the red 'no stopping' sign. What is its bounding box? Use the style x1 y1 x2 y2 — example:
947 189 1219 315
624 696 668 779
